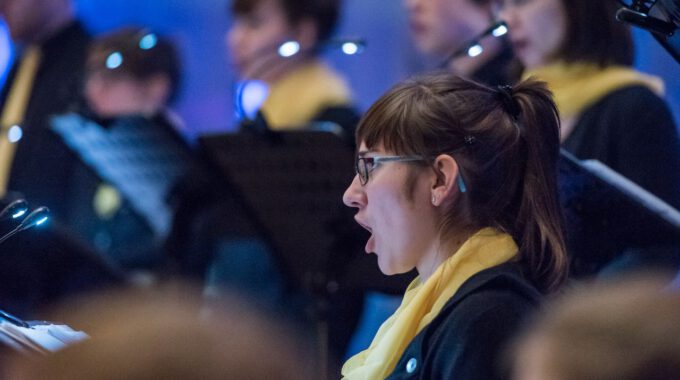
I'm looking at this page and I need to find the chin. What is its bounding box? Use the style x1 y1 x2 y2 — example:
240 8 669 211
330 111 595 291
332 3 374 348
377 261 409 277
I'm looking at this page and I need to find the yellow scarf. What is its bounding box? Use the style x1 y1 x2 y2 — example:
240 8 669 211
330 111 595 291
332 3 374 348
523 62 664 121
341 228 518 379
0 46 42 195
261 60 351 130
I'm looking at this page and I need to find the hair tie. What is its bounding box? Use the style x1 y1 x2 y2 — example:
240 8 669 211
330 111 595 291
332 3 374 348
497 85 521 120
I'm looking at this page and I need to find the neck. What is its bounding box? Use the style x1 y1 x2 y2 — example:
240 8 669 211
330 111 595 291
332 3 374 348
416 230 471 282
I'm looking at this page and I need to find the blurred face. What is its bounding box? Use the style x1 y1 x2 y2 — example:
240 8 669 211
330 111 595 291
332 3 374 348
405 0 493 56
497 0 567 69
0 0 52 42
342 142 438 276
85 71 157 118
226 0 295 79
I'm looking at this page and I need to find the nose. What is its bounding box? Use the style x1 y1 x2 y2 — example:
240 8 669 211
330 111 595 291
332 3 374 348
343 175 366 209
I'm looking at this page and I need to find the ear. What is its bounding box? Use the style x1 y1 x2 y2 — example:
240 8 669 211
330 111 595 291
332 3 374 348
292 18 319 50
430 154 462 207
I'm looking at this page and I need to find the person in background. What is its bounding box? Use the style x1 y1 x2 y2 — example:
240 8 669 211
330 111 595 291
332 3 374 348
61 27 190 269
405 0 517 85
341 73 568 379
0 0 89 219
164 1 364 369
497 0 680 275
513 275 680 380
0 0 124 321
227 0 359 136
497 0 680 208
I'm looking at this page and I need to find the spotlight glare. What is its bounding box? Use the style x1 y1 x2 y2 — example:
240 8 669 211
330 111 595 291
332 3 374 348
106 52 123 69
7 124 22 143
278 41 300 57
492 24 508 37
467 44 483 57
139 33 158 50
342 42 359 55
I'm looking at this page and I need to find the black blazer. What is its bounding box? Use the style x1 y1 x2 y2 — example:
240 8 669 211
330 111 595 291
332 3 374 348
2 22 91 219
386 263 540 380
563 85 680 210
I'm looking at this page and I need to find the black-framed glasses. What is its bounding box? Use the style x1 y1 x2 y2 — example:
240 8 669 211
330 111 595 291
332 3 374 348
355 155 425 185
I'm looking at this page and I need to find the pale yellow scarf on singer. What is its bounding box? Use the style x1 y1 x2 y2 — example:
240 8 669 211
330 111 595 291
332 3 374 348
341 228 518 379
523 62 664 122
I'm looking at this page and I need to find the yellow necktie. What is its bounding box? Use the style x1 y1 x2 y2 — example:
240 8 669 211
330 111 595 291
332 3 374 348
0 46 42 196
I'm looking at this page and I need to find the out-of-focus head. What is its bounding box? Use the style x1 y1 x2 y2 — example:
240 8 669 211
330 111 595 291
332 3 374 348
8 285 313 380
84 28 181 118
513 276 680 380
0 0 73 43
226 0 340 80
497 0 633 69
343 73 568 291
405 0 495 56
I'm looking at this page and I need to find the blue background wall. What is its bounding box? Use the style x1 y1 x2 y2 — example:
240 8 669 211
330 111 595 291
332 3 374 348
3 0 679 136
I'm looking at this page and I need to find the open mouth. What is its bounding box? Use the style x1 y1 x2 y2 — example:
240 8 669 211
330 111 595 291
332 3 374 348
355 216 375 254
355 218 372 234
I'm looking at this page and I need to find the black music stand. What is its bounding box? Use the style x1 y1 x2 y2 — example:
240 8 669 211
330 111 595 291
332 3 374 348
198 130 355 292
558 150 680 276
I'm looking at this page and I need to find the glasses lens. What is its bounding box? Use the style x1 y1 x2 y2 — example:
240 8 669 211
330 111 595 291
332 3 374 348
357 158 367 184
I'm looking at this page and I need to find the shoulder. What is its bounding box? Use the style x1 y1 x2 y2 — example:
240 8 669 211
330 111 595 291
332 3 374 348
387 264 540 380
434 264 539 348
583 85 671 121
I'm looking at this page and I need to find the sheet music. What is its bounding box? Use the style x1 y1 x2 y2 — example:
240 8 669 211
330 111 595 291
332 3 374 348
0 320 88 353
50 113 192 236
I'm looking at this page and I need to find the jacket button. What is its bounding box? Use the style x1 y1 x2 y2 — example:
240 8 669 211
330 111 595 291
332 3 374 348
406 357 417 373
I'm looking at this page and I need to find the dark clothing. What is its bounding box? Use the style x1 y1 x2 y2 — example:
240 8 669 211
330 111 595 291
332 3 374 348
2 22 90 219
54 111 191 269
0 23 126 319
386 263 540 380
563 85 680 209
561 85 680 276
470 44 518 87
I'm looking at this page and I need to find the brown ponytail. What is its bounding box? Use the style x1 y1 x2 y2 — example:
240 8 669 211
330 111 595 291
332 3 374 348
510 79 569 292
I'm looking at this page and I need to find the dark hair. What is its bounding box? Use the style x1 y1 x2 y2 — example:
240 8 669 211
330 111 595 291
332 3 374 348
231 0 340 44
558 0 634 66
88 28 182 103
356 73 568 292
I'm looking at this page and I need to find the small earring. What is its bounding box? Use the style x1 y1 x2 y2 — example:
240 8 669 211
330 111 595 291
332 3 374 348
432 195 437 205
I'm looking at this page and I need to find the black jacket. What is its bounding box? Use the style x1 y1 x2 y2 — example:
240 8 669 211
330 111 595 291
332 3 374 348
386 263 540 380
2 22 91 219
563 85 680 209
